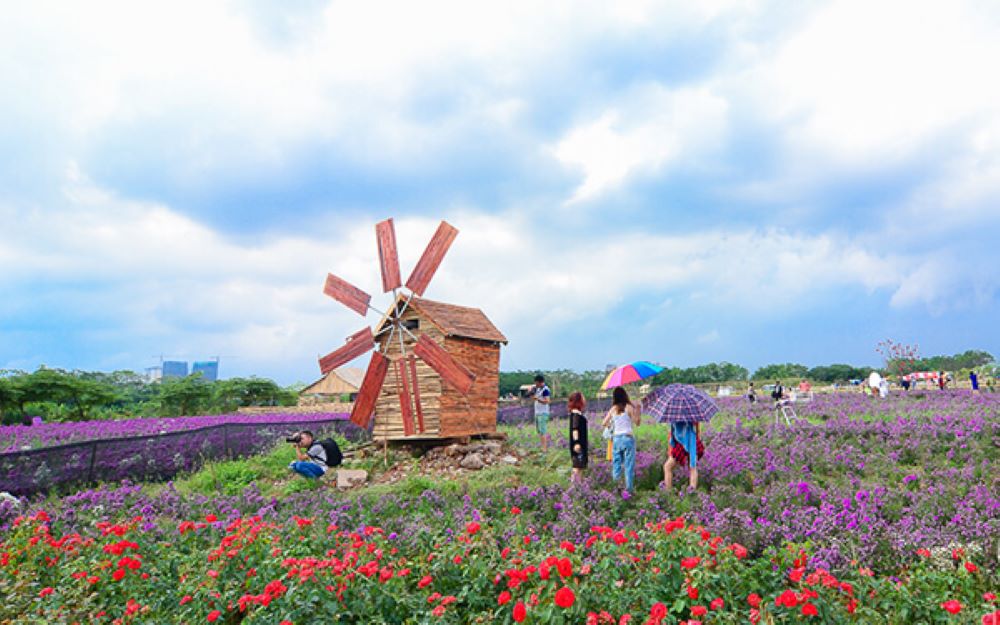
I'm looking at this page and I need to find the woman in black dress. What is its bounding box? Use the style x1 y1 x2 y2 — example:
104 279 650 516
568 392 588 483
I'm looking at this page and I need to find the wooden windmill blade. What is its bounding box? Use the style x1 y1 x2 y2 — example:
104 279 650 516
324 273 372 316
319 327 375 375
405 221 458 296
412 334 476 395
351 351 390 429
375 218 402 292
396 359 414 436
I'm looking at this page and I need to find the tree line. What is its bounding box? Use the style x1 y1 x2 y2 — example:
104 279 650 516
0 368 298 425
502 350 995 398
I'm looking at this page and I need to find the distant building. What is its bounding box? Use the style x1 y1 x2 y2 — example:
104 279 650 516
162 361 189 379
299 367 364 404
145 366 163 382
192 360 219 382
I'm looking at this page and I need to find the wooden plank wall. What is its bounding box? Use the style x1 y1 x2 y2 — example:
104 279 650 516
373 308 443 440
438 337 500 438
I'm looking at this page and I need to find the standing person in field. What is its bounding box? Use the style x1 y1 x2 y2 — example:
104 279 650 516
771 380 784 406
602 386 641 493
746 382 757 405
970 370 979 392
531 374 552 451
662 420 704 491
567 392 589 483
868 371 882 398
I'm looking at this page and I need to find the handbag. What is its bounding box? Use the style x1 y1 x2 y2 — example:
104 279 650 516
601 426 613 441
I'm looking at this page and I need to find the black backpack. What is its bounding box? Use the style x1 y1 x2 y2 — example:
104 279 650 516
318 438 343 467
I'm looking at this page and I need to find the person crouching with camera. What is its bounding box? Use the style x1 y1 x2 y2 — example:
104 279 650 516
287 430 328 478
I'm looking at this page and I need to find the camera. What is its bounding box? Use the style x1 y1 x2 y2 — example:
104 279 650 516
285 433 303 444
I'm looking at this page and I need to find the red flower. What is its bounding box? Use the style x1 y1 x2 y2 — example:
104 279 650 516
557 558 573 578
789 567 804 582
965 562 978 573
690 605 707 617
687 586 699 600
207 611 221 622
112 569 126 582
513 601 527 623
650 602 667 619
561 540 576 553
984 593 997 602
710 598 724 610
801 602 818 617
466 522 480 535
498 591 512 606
510 507 522 515
731 543 748 559
681 557 700 569
205 514 217 523
941 600 962 614
747 593 761 608
418 575 433 589
916 548 931 557
982 610 1000 625
180 596 193 606
38 587 54 598
555 586 576 608
776 589 799 608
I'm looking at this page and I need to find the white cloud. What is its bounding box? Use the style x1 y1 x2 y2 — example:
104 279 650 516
552 85 729 203
759 0 1000 163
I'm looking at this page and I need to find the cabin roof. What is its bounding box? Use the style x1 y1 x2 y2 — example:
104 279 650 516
376 296 507 344
300 367 364 395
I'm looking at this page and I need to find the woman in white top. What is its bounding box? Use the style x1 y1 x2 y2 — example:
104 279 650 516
601 386 642 492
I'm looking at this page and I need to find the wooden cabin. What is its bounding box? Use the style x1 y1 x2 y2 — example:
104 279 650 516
372 296 507 441
299 367 363 404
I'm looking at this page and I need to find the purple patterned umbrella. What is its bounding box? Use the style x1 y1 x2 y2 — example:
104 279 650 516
643 383 718 423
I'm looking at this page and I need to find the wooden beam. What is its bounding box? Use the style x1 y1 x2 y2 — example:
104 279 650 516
397 359 414 436
405 221 458 296
409 355 425 433
319 327 375 375
413 334 475 395
375 218 402 293
324 273 372 316
351 351 389 429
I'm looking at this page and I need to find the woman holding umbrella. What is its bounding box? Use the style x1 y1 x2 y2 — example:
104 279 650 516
601 386 642 493
664 421 704 490
643 384 718 492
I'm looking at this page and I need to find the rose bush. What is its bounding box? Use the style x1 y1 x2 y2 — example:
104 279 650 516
2 509 997 623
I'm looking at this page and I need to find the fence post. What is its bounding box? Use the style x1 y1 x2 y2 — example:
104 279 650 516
88 441 98 485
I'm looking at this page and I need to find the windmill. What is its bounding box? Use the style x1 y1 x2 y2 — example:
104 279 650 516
319 219 506 441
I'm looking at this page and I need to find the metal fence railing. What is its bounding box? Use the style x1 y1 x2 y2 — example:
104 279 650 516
0 418 364 497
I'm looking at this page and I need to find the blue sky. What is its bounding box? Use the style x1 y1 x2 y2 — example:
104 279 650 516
2 1 999 384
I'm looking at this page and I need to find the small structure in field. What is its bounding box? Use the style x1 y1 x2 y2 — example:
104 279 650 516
299 367 364 404
370 295 506 440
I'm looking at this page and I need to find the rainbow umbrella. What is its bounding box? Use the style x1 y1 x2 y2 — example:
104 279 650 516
601 361 664 390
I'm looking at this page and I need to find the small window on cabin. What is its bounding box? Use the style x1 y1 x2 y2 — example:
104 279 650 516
403 319 419 330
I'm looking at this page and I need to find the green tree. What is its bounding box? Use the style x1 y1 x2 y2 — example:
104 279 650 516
751 363 809 381
807 364 868 383
157 375 213 416
213 377 296 411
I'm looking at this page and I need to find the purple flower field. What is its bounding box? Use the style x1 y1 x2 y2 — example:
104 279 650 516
0 412 353 453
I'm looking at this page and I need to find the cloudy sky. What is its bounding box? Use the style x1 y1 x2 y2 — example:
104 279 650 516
2 0 999 384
